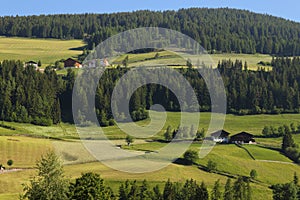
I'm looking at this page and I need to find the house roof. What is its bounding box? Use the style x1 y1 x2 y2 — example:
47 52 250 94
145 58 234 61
211 130 230 137
64 58 81 64
230 132 254 141
26 61 37 64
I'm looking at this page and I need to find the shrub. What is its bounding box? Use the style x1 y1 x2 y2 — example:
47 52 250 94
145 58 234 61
32 117 52 126
250 169 258 179
183 150 199 165
7 159 13 168
207 160 217 172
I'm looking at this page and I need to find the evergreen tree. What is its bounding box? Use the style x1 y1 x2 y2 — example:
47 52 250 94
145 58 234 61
196 182 209 200
211 179 222 200
293 172 299 185
224 179 233 200
164 125 173 142
21 152 69 200
282 132 295 151
69 172 114 200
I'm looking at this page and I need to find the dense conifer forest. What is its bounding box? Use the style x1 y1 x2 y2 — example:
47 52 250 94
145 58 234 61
1 57 300 126
1 8 300 55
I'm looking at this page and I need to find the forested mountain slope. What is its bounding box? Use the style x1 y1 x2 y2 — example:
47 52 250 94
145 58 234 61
1 8 300 55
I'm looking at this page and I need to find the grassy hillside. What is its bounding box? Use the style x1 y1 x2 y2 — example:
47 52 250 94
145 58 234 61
1 112 300 140
0 133 298 199
243 145 292 162
0 37 84 66
0 113 299 199
0 136 52 168
112 51 272 70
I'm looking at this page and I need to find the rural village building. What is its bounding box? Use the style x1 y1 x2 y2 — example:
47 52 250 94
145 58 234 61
210 130 230 143
25 61 38 69
64 58 82 68
83 58 110 68
230 132 256 144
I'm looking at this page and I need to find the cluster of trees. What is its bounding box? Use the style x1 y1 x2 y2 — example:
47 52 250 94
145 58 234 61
261 121 300 163
1 8 300 55
0 60 62 125
0 62 149 126
163 125 202 142
111 57 300 116
271 173 300 200
4 57 300 126
72 67 149 126
219 57 300 114
281 130 300 163
262 123 300 138
21 151 253 200
119 177 252 200
62 56 300 126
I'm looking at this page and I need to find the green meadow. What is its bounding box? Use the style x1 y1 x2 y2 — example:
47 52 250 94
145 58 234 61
112 50 272 70
0 112 300 199
2 112 300 139
0 37 84 67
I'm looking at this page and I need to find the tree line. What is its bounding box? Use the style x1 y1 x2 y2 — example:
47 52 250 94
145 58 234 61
1 8 300 55
0 60 62 126
281 129 300 163
271 173 300 200
75 57 300 126
262 123 300 138
261 121 300 163
21 151 253 200
3 57 300 126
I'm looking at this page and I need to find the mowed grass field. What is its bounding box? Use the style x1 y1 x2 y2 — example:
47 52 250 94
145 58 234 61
0 37 272 71
1 113 300 199
244 145 292 162
112 50 272 70
123 142 298 184
2 112 300 139
0 136 52 168
0 37 84 66
0 134 299 199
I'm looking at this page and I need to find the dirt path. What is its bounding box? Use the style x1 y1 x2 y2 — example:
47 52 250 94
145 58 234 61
256 160 297 165
0 168 27 174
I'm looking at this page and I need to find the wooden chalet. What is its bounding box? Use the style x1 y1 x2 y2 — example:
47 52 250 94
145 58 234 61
25 61 38 69
230 132 256 144
64 58 82 68
210 130 230 143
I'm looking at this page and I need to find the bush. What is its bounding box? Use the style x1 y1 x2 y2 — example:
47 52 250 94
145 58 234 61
285 147 300 163
183 149 199 165
32 117 52 126
250 169 258 179
126 135 134 146
131 108 149 122
108 119 116 126
7 159 13 167
207 160 217 172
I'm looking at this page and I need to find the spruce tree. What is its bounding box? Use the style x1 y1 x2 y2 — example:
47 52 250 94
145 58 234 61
224 179 233 200
282 132 295 151
21 152 69 200
211 179 222 200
